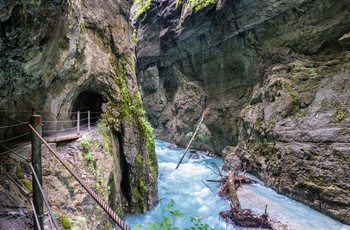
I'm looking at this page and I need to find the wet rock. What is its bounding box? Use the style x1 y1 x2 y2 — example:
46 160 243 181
167 143 178 148
135 0 350 224
136 0 350 154
224 54 350 224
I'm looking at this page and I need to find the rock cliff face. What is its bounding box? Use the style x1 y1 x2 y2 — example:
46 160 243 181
0 0 158 227
135 0 350 224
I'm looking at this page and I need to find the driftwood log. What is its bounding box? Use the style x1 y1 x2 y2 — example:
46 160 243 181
207 167 273 229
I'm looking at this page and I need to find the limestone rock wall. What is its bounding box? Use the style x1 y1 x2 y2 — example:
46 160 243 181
135 0 350 153
0 0 158 224
135 0 350 224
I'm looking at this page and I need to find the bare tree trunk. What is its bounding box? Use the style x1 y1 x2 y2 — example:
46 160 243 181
227 170 241 210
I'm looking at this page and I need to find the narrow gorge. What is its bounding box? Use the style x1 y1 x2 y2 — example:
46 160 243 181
0 0 349 229
1 0 157 229
134 0 350 225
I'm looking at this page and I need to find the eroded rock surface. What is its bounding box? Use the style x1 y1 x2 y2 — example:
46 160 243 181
135 0 350 224
0 0 158 228
225 53 350 224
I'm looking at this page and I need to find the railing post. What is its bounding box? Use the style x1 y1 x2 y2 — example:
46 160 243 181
77 111 80 135
31 114 44 230
88 110 90 131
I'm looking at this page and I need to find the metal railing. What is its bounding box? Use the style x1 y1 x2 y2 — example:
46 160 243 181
0 111 130 230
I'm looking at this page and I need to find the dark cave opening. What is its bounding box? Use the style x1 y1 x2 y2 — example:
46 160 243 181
71 91 106 126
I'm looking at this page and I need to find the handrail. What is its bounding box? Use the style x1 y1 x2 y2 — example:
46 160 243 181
0 143 29 160
0 147 59 230
0 112 130 230
0 165 42 230
0 132 30 143
30 199 42 230
29 163 61 230
28 123 130 230
0 123 26 129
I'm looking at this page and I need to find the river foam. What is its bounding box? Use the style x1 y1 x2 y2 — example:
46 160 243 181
124 140 350 230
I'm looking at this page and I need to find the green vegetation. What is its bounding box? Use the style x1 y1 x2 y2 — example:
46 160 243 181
185 124 211 143
95 173 104 192
80 136 92 151
253 139 275 160
176 0 216 11
80 137 96 170
133 199 213 230
289 90 301 119
97 119 112 154
108 56 158 212
197 124 211 142
334 109 349 123
283 83 302 119
133 28 138 43
21 179 33 192
59 215 72 230
72 216 86 230
15 164 25 179
134 0 217 21
135 0 153 19
329 98 349 122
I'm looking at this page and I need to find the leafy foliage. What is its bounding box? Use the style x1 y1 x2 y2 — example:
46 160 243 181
132 200 213 230
59 215 72 230
185 216 213 230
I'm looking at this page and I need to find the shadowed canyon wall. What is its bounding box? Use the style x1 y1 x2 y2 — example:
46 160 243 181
134 0 350 224
0 0 157 228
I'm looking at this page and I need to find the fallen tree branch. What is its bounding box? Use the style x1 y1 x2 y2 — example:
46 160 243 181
175 111 206 169
209 169 273 229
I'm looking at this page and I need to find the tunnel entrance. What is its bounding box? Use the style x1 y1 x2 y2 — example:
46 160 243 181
71 91 106 126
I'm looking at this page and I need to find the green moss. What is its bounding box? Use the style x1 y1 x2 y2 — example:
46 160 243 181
132 116 157 211
15 165 24 179
109 58 145 123
109 56 158 212
138 116 158 176
135 0 153 19
134 174 149 211
334 109 349 123
185 132 193 142
95 173 104 193
176 0 216 11
133 28 138 44
79 20 84 34
22 179 32 192
253 140 276 160
80 137 92 152
308 176 328 187
97 119 112 154
59 215 72 230
80 136 97 170
284 83 302 119
109 58 156 168
136 155 143 165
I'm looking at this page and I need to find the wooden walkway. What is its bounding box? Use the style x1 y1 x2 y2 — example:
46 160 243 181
43 126 92 143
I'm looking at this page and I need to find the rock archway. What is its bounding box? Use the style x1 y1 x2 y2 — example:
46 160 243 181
71 90 106 126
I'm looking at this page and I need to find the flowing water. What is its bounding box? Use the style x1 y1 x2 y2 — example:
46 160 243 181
124 140 350 230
